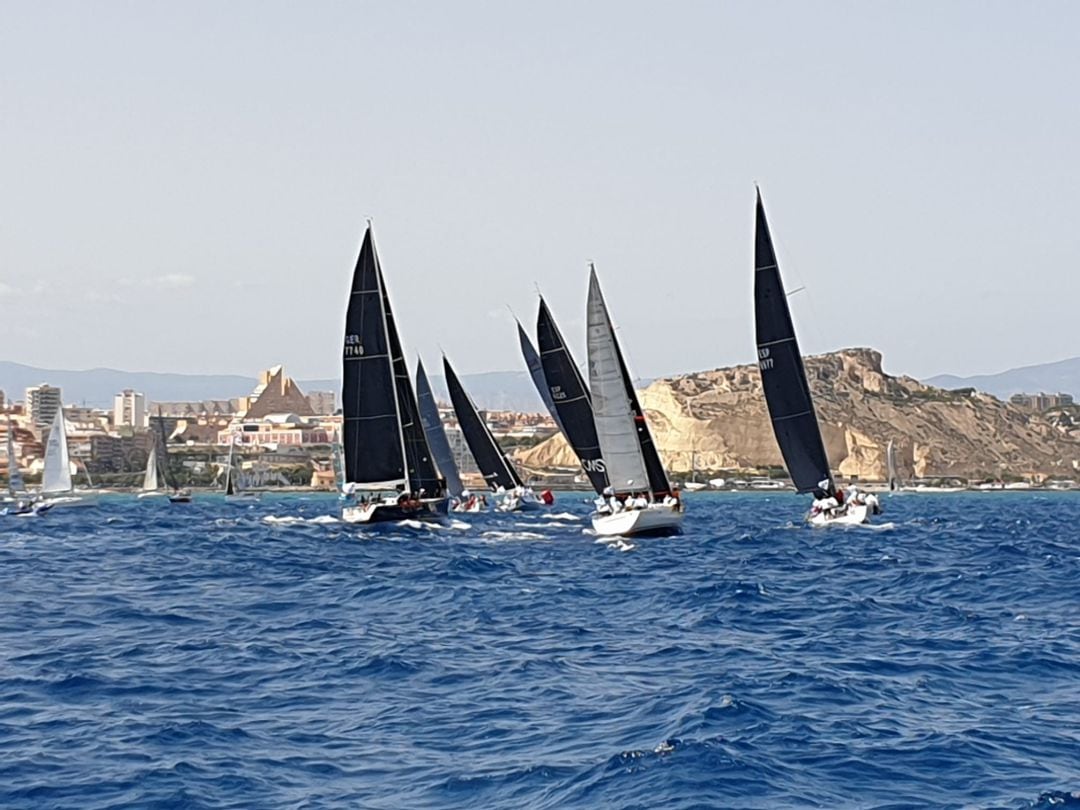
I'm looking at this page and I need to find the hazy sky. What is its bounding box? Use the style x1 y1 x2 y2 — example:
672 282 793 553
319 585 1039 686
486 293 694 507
2 1 1078 382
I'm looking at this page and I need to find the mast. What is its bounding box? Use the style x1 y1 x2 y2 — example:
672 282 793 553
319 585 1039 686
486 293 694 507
443 355 523 492
536 296 609 494
754 188 834 495
415 357 464 498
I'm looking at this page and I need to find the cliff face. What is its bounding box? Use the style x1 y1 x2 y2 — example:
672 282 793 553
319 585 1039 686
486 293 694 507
515 348 1080 482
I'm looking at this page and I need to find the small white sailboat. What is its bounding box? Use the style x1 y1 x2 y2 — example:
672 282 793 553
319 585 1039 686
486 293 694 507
586 267 683 537
224 439 259 504
754 188 878 526
136 446 165 498
40 409 93 508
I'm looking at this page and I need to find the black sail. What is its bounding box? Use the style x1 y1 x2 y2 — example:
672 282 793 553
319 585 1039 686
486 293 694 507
416 356 463 498
341 226 407 488
377 258 442 497
754 190 833 494
517 320 564 434
535 297 609 494
443 356 522 492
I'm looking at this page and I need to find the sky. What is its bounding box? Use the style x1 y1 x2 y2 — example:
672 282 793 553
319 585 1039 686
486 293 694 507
2 1 1078 382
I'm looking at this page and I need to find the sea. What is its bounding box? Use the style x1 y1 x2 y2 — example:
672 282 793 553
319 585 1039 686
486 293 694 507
1 491 1077 810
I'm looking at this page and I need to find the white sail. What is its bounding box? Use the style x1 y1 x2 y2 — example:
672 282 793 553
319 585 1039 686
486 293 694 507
42 408 73 494
886 439 898 491
586 270 649 494
142 447 159 491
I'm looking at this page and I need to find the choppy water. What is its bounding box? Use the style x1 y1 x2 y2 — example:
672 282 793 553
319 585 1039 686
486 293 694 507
1 491 1078 809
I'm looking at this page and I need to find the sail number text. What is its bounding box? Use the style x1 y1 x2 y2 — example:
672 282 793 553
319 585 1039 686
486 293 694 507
344 334 365 357
758 347 774 371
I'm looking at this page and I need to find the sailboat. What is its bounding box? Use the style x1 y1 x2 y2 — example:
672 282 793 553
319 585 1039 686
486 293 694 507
587 267 683 537
224 438 259 503
754 188 877 525
443 355 548 512
533 297 610 496
1 419 48 515
39 408 92 508
683 446 707 491
137 446 165 498
415 357 480 511
340 224 448 524
155 410 192 503
886 439 903 493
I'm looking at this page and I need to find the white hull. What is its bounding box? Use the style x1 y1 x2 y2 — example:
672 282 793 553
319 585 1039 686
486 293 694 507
137 491 166 499
682 482 707 492
40 494 97 509
591 503 684 537
809 503 870 526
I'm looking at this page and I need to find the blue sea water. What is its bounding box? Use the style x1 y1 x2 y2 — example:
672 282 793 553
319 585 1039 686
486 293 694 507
1 492 1078 810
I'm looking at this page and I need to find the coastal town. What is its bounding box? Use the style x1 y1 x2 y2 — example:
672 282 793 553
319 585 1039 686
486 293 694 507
4 352 1078 495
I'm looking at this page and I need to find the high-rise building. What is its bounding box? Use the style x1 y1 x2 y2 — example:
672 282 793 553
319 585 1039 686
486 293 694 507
113 389 147 427
25 384 63 430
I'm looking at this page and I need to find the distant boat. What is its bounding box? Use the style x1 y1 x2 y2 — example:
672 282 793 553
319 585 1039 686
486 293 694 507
155 409 192 503
136 446 165 499
534 296 609 496
1 420 48 516
443 355 547 512
224 438 259 503
754 188 878 525
415 357 478 511
886 439 899 492
683 447 707 491
586 267 683 537
40 409 92 508
340 224 448 523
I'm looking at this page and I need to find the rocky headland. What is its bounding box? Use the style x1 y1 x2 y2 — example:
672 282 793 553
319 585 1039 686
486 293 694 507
515 348 1080 483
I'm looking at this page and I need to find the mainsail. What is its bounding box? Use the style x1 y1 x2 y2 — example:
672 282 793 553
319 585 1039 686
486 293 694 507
416 357 464 499
586 268 670 498
536 297 608 494
443 356 522 492
42 408 73 494
142 446 159 492
754 189 833 494
224 439 237 496
6 421 24 495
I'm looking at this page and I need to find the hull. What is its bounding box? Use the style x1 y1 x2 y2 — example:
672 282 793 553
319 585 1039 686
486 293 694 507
225 493 260 504
40 494 96 509
809 502 870 526
137 491 166 499
591 503 684 537
496 489 548 513
342 496 450 524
